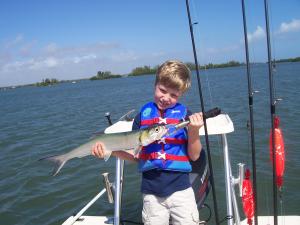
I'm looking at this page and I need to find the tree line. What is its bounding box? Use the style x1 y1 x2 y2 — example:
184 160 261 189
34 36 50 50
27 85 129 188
90 71 121 80
36 78 59 87
128 60 243 76
32 57 299 87
275 57 300 63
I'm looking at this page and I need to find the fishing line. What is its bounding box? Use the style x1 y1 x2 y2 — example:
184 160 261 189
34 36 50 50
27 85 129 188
279 193 286 225
190 0 215 110
185 1 220 224
269 1 277 62
189 0 222 154
242 1 257 72
268 0 279 107
190 0 214 110
199 203 212 223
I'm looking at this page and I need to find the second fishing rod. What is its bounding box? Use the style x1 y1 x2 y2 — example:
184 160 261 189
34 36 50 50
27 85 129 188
240 0 258 225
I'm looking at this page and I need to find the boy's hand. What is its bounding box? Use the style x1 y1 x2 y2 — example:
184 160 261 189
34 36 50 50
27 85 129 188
91 142 106 159
187 112 203 161
188 112 204 132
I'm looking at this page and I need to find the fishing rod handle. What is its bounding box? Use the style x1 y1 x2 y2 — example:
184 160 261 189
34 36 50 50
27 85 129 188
174 107 221 130
203 107 221 119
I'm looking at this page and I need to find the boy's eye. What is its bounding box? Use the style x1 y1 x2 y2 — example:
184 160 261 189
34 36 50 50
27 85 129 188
159 88 167 94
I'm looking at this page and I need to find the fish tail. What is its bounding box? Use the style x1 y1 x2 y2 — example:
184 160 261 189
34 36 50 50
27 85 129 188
39 154 68 176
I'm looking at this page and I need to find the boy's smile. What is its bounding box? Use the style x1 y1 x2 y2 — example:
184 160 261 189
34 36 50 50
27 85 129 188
154 84 182 111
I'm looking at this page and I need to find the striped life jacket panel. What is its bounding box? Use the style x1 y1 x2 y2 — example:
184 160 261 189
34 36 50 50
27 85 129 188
138 102 192 172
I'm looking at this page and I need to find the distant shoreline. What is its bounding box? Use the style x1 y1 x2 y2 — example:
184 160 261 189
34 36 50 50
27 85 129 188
1 57 299 89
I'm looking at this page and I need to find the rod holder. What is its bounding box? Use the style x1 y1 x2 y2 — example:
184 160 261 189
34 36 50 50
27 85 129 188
238 163 245 197
105 112 112 125
102 172 114 204
231 163 245 197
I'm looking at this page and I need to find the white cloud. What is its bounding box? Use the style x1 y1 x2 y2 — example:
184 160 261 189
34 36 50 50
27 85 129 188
0 41 116 73
44 57 58 68
277 19 300 34
111 51 138 62
4 34 24 49
206 44 240 54
44 43 59 54
72 54 97 63
247 26 265 43
27 57 57 70
19 41 36 56
0 39 172 86
2 59 34 72
2 57 59 72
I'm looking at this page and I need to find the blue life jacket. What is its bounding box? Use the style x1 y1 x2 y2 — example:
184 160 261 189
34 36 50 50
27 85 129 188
138 102 192 172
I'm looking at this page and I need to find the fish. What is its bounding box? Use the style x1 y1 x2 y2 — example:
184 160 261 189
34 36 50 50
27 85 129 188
40 125 168 176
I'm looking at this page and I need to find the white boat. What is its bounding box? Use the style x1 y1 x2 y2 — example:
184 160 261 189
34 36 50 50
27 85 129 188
61 114 300 225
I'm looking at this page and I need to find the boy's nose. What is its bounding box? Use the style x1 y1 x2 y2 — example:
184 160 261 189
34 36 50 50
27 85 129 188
162 96 170 103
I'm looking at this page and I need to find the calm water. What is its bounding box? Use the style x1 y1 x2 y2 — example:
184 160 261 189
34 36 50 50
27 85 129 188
1 63 299 225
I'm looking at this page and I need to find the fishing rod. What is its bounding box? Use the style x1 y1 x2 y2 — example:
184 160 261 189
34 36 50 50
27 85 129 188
185 1 220 224
240 1 258 225
264 0 278 224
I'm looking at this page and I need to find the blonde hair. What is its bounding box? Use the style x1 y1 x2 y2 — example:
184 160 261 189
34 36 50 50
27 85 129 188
155 60 191 93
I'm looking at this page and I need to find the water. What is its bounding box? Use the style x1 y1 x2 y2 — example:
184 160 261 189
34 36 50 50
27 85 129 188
0 62 299 225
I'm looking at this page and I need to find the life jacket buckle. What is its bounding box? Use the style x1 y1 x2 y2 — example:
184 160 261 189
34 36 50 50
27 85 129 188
158 117 167 124
157 152 166 160
157 138 166 144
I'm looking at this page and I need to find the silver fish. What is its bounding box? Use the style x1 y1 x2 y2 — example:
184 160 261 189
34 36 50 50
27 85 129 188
40 125 168 176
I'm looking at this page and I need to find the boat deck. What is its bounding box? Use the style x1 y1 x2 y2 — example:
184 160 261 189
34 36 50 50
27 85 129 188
63 215 300 225
239 216 300 225
63 216 113 225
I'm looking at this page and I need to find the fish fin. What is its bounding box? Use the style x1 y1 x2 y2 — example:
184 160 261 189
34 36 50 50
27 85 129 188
118 109 136 121
91 110 136 137
39 154 67 176
103 151 112 162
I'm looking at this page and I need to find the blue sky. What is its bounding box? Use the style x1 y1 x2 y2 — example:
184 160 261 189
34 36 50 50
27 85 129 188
0 0 299 87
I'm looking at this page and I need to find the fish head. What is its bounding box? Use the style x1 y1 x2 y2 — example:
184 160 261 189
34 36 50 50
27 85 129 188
140 125 168 146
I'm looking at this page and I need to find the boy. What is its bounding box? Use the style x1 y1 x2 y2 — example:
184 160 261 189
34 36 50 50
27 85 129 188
92 60 203 225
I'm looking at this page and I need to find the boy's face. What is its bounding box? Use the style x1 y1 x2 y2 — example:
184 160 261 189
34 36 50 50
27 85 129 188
154 84 182 111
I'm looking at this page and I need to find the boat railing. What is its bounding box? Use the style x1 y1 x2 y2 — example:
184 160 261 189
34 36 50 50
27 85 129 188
63 186 108 225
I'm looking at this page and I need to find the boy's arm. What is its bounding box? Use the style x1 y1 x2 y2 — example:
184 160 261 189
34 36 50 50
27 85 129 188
112 151 139 162
187 112 203 161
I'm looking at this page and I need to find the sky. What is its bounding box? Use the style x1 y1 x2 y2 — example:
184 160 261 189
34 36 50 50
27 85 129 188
0 0 299 87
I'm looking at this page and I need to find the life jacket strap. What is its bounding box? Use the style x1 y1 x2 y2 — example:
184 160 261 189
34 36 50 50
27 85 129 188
141 117 180 126
139 152 189 161
156 137 187 145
